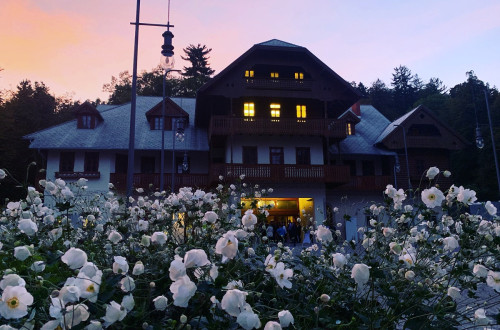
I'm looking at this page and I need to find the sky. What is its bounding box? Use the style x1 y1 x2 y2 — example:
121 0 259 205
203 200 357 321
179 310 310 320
1 0 500 102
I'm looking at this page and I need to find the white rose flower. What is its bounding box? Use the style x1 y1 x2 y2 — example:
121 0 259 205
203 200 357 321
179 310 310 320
61 248 87 269
447 287 461 301
120 276 135 292
316 225 333 243
351 263 370 286
0 286 34 319
137 220 149 231
14 246 31 261
404 270 415 281
0 274 26 290
382 227 395 237
278 310 294 328
221 289 248 317
389 242 402 255
426 166 439 179
271 262 293 289
153 295 169 311
237 306 261 330
486 270 500 292
215 231 239 262
121 294 135 312
112 256 129 274
443 236 459 252
102 301 127 327
264 321 282 330
151 232 168 246
332 253 347 269
485 201 497 216
18 218 38 236
30 261 46 273
183 249 210 268
141 235 151 246
473 264 489 278
457 186 477 205
62 304 89 328
210 265 219 281
474 308 490 326
421 187 445 209
399 253 416 268
169 255 187 281
443 170 451 177
0 169 6 179
132 261 144 275
242 210 257 229
203 211 218 223
108 230 123 244
59 285 81 305
170 275 197 307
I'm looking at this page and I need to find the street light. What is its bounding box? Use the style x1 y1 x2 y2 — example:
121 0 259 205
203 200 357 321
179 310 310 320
171 118 186 193
127 0 175 199
394 124 412 196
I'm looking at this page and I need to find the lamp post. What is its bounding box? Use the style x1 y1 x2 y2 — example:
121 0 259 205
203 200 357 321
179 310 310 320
127 0 175 199
171 118 185 193
394 124 412 195
475 89 500 197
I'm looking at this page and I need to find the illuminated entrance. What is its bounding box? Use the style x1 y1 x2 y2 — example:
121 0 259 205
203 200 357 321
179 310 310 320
241 197 314 227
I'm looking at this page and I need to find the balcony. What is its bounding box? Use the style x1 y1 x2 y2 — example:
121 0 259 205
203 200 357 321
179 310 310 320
109 173 209 192
55 171 100 180
244 78 312 91
339 175 393 191
209 116 347 139
209 164 350 184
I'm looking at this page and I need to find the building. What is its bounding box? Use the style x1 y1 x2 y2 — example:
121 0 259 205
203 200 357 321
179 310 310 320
25 39 467 238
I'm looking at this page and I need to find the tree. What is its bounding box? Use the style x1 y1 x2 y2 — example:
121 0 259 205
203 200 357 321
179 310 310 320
367 79 396 119
391 65 419 114
180 44 215 97
102 71 133 105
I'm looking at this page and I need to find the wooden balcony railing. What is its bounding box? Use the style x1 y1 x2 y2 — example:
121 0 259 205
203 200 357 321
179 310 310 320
209 164 350 184
209 116 347 139
243 78 313 91
55 172 101 179
110 173 209 191
339 175 393 191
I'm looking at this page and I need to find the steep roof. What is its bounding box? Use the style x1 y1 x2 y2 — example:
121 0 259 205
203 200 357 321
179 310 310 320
24 96 209 151
330 105 396 156
257 39 302 48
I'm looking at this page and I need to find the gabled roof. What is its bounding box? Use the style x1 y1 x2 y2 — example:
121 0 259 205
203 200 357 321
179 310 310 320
145 98 189 118
375 105 469 148
338 109 361 124
330 105 396 156
24 97 209 152
197 39 361 98
257 39 301 48
74 102 104 121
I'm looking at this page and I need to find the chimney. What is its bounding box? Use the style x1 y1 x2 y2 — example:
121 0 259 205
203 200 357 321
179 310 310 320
351 102 361 117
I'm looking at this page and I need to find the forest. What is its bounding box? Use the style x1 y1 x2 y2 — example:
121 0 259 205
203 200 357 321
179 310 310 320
1 45 499 201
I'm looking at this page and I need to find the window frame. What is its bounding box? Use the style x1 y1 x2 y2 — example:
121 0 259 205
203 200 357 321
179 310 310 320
270 103 281 118
269 147 284 165
59 152 75 172
296 147 311 165
243 103 255 117
84 152 100 173
296 105 307 118
242 146 258 165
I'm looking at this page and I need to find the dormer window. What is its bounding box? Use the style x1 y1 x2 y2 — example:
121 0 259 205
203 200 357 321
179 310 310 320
296 105 307 119
270 103 281 118
146 99 189 131
244 103 255 117
74 102 103 129
245 70 254 78
270 72 279 78
81 115 92 129
153 117 164 130
295 72 304 80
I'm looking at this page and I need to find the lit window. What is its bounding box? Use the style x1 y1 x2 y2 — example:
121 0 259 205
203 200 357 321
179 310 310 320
347 122 353 135
296 105 307 118
244 103 255 117
245 70 254 78
270 72 279 78
270 103 281 118
294 72 304 80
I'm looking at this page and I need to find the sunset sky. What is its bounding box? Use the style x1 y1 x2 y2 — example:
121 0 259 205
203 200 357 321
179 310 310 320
1 0 499 101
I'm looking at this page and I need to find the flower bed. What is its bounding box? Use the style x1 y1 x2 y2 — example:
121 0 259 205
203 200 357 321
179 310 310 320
0 168 499 329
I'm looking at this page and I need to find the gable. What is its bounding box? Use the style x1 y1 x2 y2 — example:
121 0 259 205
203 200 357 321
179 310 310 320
146 98 190 119
377 105 468 150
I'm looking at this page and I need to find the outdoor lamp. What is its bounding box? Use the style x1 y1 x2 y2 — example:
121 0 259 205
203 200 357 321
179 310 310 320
475 126 485 149
160 30 175 70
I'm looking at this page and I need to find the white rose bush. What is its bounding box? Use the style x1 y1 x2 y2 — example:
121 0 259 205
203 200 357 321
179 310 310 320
0 168 499 328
